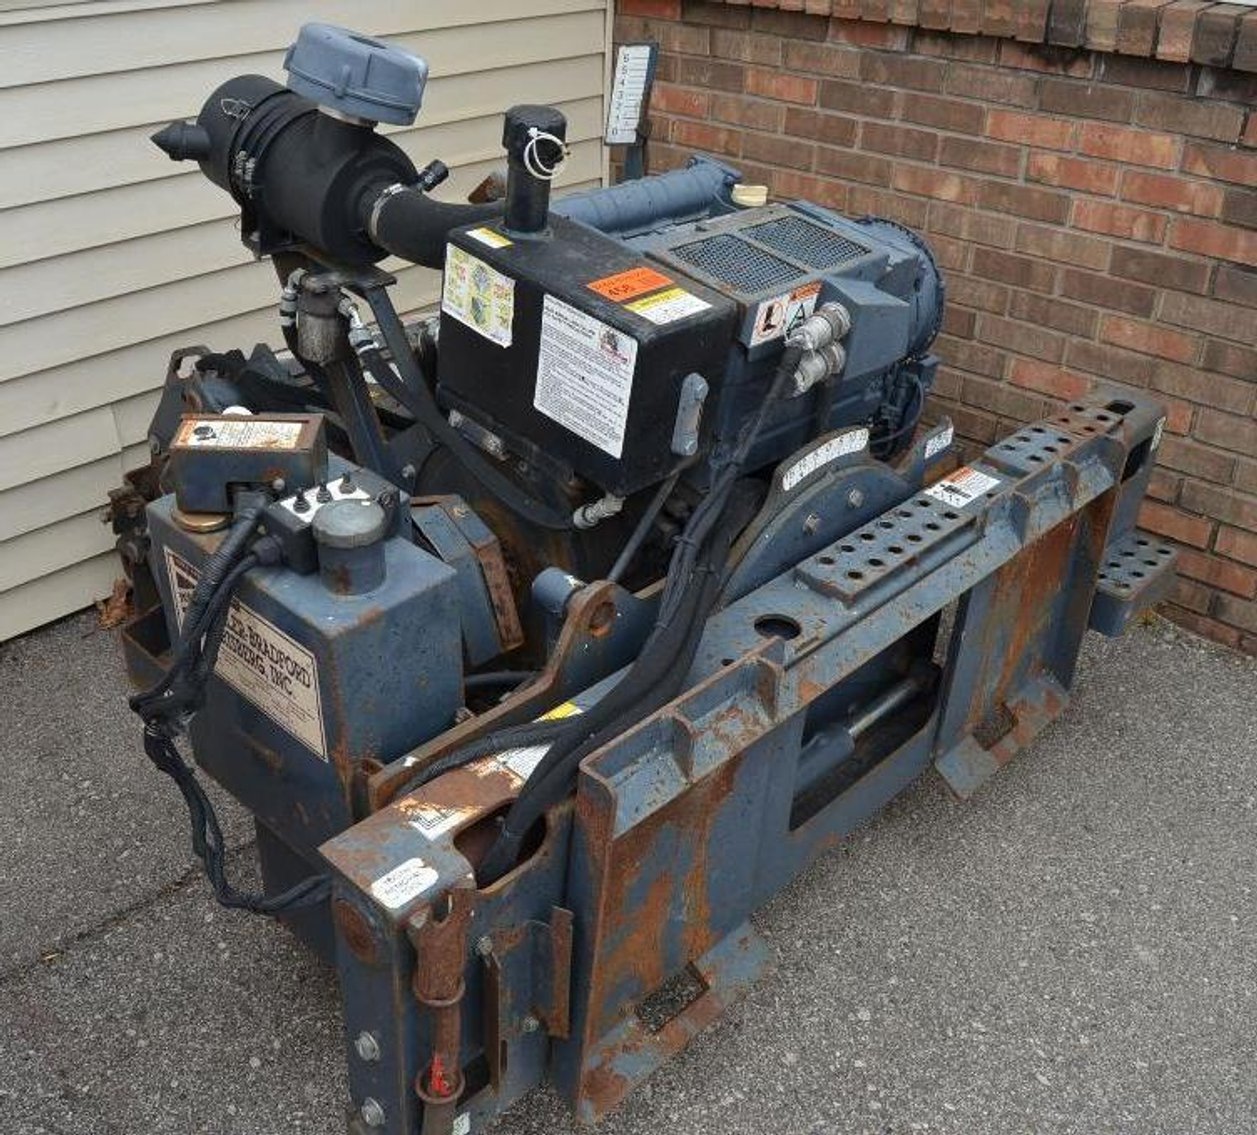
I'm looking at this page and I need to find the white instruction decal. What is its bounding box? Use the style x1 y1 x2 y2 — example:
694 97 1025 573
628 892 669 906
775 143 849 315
624 285 710 325
175 418 303 450
442 243 514 347
534 295 637 458
924 424 954 461
370 857 439 910
925 466 1001 509
452 1113 471 1135
164 548 327 759
750 281 821 347
781 428 869 491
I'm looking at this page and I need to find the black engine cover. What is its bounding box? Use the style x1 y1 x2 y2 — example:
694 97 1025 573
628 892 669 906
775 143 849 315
436 215 737 497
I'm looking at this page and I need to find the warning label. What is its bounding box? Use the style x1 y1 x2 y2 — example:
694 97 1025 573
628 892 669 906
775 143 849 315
164 548 327 760
534 295 637 458
624 285 710 325
587 265 672 302
781 428 869 492
750 281 821 347
442 243 515 347
925 466 1002 509
174 418 303 450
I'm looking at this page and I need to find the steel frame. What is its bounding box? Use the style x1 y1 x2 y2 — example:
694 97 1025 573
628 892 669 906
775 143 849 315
315 393 1175 1135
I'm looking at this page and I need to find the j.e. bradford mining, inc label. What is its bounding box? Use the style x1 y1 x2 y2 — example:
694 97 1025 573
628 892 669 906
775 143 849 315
164 548 327 759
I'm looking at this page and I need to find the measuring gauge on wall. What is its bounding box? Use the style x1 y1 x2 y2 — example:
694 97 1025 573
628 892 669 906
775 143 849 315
605 41 659 179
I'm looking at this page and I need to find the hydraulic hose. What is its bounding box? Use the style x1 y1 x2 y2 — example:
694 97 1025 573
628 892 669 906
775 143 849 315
474 344 805 883
355 295 575 531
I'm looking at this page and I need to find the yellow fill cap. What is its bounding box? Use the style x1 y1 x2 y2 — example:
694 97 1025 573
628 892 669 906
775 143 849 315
731 183 769 207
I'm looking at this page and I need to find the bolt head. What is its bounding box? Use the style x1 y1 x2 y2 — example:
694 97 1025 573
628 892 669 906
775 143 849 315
802 512 821 535
354 1031 381 1062
521 1015 540 1034
475 935 494 957
846 488 865 509
360 1098 386 1127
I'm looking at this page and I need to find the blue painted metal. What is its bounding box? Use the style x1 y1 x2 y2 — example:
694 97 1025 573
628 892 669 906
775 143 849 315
552 156 742 237
143 485 464 948
311 393 1175 1133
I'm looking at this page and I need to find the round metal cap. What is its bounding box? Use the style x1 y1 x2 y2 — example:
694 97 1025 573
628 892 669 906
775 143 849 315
312 499 388 549
283 24 428 125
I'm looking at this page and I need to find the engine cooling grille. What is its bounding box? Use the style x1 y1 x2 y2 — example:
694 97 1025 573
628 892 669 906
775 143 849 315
670 233 800 292
744 215 870 269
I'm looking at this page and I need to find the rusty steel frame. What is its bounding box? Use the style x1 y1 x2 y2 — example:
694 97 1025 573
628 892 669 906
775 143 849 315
319 393 1175 1135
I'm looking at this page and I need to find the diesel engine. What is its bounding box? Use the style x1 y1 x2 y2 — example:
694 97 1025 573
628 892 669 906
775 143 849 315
113 24 1176 1135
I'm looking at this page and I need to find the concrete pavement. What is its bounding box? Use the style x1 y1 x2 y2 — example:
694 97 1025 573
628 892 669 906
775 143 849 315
1 611 1254 1135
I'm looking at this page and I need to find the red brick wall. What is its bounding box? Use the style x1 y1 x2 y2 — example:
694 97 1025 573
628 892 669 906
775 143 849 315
615 0 1257 653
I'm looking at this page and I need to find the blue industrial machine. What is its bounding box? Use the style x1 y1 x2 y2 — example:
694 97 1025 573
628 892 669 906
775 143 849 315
113 24 1177 1135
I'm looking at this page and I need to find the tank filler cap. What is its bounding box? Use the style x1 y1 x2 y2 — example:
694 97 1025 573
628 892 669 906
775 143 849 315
312 499 388 548
283 23 428 126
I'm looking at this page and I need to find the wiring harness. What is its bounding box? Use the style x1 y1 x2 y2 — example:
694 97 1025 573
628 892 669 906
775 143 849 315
128 493 331 915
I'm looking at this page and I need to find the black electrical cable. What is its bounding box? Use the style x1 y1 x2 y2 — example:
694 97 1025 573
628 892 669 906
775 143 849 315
607 469 682 584
872 374 926 456
130 506 332 916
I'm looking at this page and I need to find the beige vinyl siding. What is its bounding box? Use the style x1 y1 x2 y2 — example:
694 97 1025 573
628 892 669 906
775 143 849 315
0 0 611 641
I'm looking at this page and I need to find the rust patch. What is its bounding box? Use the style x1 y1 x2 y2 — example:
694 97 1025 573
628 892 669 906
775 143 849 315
333 897 379 965
96 578 133 629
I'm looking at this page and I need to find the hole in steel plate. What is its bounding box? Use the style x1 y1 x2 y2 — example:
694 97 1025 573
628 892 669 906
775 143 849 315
819 554 837 565
754 614 802 640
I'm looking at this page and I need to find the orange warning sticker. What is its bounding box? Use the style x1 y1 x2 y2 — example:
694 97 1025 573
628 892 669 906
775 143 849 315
587 266 673 302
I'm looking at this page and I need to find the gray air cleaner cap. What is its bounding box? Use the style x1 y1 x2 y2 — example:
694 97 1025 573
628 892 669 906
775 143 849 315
283 23 428 126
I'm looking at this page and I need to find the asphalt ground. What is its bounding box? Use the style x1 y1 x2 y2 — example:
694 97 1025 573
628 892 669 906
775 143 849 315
1 610 1254 1135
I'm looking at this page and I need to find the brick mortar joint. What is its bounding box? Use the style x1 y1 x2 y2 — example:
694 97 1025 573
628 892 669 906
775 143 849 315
670 1 1257 74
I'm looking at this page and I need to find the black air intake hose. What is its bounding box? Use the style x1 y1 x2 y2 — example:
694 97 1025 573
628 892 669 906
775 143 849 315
366 187 503 269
